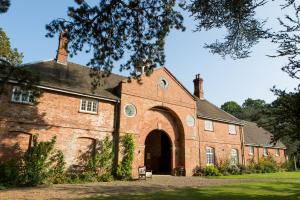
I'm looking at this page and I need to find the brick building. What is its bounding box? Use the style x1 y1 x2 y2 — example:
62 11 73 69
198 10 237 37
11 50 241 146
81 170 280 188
0 34 286 177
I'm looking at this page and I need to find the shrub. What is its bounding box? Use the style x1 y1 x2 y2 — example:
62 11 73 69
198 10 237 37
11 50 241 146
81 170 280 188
85 136 114 182
256 157 279 173
19 136 66 186
116 133 134 180
0 159 20 186
203 165 221 176
192 165 203 176
281 159 296 171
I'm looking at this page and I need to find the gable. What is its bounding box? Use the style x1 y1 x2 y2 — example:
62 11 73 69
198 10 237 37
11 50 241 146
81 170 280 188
121 67 195 106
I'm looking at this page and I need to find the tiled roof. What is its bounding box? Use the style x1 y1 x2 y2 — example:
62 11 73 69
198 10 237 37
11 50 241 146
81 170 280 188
244 121 286 149
22 60 126 100
196 98 243 124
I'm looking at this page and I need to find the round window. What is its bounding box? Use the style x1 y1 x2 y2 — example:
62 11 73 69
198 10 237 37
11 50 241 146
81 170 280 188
158 76 168 89
186 115 195 127
124 104 137 117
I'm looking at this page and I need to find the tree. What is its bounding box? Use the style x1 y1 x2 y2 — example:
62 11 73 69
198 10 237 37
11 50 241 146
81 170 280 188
221 101 243 118
0 28 23 65
0 0 10 13
0 28 39 95
221 98 267 122
45 0 275 76
242 98 267 121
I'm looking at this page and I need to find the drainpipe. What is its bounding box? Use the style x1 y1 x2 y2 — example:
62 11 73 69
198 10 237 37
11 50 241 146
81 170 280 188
240 125 245 167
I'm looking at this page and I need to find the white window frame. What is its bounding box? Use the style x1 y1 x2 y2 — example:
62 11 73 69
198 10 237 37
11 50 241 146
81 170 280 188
249 146 254 155
228 124 236 135
206 147 215 165
204 120 214 131
263 147 268 157
79 99 98 114
11 86 34 104
275 149 280 157
230 149 239 165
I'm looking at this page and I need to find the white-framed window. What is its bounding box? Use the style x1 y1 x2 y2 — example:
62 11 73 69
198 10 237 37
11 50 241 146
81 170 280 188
230 149 239 165
263 147 268 157
204 120 214 131
206 147 215 165
275 149 280 157
11 86 34 104
228 124 236 134
249 146 254 155
80 99 98 114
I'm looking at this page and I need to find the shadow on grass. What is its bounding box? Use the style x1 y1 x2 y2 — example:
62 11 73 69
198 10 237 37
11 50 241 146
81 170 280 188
80 181 300 200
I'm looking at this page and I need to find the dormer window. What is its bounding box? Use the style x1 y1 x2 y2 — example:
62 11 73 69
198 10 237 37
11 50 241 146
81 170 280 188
204 120 214 131
80 99 98 114
11 86 34 104
229 124 236 135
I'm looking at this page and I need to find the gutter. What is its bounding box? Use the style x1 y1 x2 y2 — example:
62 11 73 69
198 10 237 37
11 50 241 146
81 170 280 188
197 114 245 126
6 79 120 103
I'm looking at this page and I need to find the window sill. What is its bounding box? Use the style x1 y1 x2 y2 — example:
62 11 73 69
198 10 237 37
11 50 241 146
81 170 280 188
10 100 34 105
204 129 214 132
78 110 98 115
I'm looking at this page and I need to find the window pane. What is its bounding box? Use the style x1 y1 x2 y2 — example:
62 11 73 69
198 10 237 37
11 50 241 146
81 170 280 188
87 101 92 111
81 100 86 111
205 120 213 131
92 101 97 112
229 125 236 134
206 147 215 165
231 149 238 165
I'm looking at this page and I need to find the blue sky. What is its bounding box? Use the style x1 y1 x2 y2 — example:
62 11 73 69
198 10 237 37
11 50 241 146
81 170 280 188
1 0 298 106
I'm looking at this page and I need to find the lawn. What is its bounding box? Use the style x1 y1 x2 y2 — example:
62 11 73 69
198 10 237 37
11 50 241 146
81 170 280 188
81 172 300 200
212 171 300 179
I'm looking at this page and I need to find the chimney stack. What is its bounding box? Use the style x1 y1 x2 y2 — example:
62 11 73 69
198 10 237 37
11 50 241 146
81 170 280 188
193 74 204 99
55 29 68 65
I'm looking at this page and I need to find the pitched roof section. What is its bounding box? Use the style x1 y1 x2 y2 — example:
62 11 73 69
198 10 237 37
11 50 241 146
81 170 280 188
22 60 126 100
244 121 286 149
196 98 243 125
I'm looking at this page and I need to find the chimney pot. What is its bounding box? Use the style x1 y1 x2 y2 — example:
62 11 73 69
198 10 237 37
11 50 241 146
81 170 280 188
55 30 68 65
193 74 204 99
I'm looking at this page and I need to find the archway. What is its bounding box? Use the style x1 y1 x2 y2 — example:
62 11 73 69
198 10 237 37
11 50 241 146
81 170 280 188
144 130 172 174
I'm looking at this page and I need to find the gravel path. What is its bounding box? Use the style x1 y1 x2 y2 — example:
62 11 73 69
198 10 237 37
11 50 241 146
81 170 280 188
0 176 270 200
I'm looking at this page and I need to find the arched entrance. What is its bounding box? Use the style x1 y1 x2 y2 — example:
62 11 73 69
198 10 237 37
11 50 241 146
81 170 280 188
144 130 172 174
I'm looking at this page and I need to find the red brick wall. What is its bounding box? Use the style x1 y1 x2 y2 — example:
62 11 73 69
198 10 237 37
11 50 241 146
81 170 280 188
0 84 116 167
119 68 199 177
198 118 243 167
244 145 286 165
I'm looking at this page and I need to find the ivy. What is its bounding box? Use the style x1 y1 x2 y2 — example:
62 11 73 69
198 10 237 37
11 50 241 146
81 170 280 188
116 133 135 180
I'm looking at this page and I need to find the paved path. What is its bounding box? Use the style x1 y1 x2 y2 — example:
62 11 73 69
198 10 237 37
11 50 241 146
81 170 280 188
0 175 264 200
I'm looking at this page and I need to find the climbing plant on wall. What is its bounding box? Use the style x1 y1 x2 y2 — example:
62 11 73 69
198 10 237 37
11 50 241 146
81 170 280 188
116 133 135 180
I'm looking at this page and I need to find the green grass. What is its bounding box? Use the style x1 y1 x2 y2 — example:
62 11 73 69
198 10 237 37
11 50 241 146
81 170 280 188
211 171 300 179
80 172 300 200
81 180 300 200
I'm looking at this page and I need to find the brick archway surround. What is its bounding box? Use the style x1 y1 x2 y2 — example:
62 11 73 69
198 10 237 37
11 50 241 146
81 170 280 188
136 106 185 175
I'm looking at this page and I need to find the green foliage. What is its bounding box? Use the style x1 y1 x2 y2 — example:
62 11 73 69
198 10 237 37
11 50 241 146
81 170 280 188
20 136 62 186
46 0 185 79
0 28 40 96
116 133 135 180
0 159 20 186
85 136 114 182
66 136 114 183
202 165 221 176
0 0 10 13
0 136 67 187
0 27 23 65
220 101 243 119
255 157 279 173
217 160 242 176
